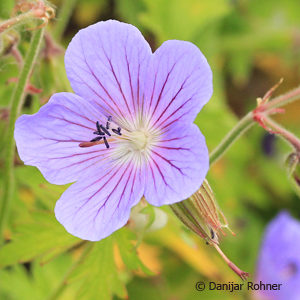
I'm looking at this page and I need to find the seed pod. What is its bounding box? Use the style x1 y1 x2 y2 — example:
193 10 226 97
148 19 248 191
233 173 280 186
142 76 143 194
170 179 232 244
170 179 248 280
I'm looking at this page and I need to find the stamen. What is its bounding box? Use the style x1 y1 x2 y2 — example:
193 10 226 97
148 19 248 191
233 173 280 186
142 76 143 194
93 131 105 135
79 117 127 150
100 124 111 136
96 121 104 135
103 136 109 149
106 116 112 129
112 127 122 136
90 136 102 142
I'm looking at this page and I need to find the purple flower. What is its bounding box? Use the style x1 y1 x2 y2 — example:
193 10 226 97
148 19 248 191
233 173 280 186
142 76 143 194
14 20 212 241
255 211 300 300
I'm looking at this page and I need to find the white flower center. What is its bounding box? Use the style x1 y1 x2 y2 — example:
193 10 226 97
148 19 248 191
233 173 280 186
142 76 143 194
129 130 151 151
79 115 161 166
112 123 161 166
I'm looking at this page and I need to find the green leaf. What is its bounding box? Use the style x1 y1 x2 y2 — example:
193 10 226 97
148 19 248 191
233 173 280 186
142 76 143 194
114 228 152 275
0 254 75 300
0 211 80 267
15 166 67 210
69 238 127 300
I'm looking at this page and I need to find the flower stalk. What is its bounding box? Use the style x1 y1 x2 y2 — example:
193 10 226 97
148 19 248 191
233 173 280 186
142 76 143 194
170 179 248 280
252 81 300 193
261 116 300 153
0 1 54 34
213 243 249 281
209 84 300 166
0 10 35 33
0 27 44 242
209 112 254 166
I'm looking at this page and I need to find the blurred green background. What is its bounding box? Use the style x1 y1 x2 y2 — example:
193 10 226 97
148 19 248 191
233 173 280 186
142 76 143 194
0 0 299 299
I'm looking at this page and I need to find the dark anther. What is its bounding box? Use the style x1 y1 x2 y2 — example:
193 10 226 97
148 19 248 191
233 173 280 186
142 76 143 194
96 121 104 135
93 131 105 135
100 124 111 136
86 117 120 149
112 127 122 136
103 136 109 149
90 136 102 142
210 228 215 239
106 116 112 129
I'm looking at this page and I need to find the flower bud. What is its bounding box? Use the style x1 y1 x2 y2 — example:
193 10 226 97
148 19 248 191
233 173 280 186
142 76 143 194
170 179 232 245
170 179 249 280
286 152 300 195
286 152 299 176
129 199 168 232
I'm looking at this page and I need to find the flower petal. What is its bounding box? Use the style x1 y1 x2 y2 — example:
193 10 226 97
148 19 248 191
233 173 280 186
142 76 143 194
143 40 212 130
144 124 209 206
255 212 300 300
65 20 152 130
55 162 145 241
14 92 110 185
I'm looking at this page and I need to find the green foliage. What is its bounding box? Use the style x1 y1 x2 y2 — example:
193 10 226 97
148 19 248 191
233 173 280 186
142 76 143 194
68 240 126 300
0 255 75 300
0 211 80 267
0 0 299 299
66 229 150 300
0 0 14 19
141 0 231 43
114 228 151 274
15 166 66 210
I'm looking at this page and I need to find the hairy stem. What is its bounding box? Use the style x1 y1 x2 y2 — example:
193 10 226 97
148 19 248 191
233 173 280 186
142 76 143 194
209 85 300 166
209 112 254 165
0 11 33 33
53 0 78 40
46 242 93 300
0 28 44 242
263 116 300 153
212 243 249 280
265 86 300 112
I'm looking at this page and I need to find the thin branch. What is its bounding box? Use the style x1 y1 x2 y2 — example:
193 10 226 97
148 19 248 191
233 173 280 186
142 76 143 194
0 28 44 243
209 85 300 166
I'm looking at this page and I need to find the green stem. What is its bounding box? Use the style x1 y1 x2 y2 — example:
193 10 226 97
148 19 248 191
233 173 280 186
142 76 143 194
53 0 78 41
0 28 44 242
209 85 300 166
265 86 300 112
46 242 93 300
0 11 33 34
263 116 300 153
209 112 254 165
